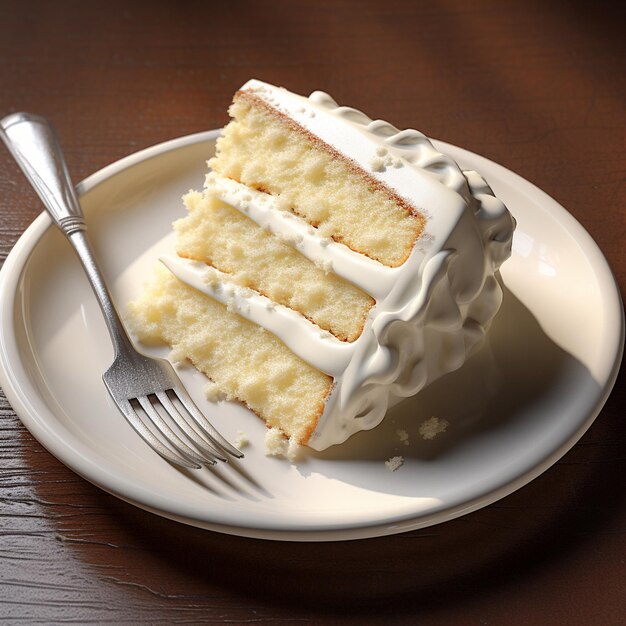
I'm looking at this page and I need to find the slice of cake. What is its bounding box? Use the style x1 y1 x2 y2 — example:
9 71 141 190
127 79 515 450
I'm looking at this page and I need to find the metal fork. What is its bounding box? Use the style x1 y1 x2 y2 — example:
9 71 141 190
0 112 242 469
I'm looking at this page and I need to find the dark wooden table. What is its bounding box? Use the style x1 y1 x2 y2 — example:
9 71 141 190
1 1 624 623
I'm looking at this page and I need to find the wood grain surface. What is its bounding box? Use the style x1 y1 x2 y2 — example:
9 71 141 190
0 1 624 623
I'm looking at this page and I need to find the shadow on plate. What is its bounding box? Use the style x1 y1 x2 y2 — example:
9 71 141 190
302 284 597 469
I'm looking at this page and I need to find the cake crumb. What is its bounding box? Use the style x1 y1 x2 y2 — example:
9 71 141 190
265 427 288 456
370 156 386 172
419 416 449 440
234 430 249 449
286 436 301 461
203 269 219 289
225 296 237 314
385 455 404 472
204 380 224 402
169 346 187 367
396 429 410 446
264 428 300 461
314 258 333 273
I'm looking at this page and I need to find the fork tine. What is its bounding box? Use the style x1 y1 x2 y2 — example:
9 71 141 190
137 396 217 467
155 391 228 463
117 399 200 469
171 387 245 459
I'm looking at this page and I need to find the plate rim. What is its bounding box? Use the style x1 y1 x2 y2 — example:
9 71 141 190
0 130 623 541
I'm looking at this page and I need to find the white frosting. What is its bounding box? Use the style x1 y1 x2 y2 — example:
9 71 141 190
161 253 354 376
164 80 515 450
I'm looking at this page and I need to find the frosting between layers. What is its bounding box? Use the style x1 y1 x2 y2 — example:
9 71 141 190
161 253 354 377
165 80 515 449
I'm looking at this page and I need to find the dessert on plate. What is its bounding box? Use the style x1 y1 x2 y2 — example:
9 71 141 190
127 79 515 451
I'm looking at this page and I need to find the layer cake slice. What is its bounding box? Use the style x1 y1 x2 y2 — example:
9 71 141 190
127 79 515 450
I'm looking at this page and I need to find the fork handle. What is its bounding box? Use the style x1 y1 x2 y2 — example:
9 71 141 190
0 112 134 355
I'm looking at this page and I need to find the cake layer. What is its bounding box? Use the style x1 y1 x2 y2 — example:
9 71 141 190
175 189 374 342
126 267 333 444
209 91 425 267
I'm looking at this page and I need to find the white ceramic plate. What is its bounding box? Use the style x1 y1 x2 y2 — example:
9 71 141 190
0 131 623 541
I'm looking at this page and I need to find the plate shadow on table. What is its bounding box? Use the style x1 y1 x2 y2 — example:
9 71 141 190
19 286 623 619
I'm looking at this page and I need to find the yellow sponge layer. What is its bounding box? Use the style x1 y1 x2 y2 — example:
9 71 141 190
209 93 424 267
126 267 333 444
175 190 374 342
